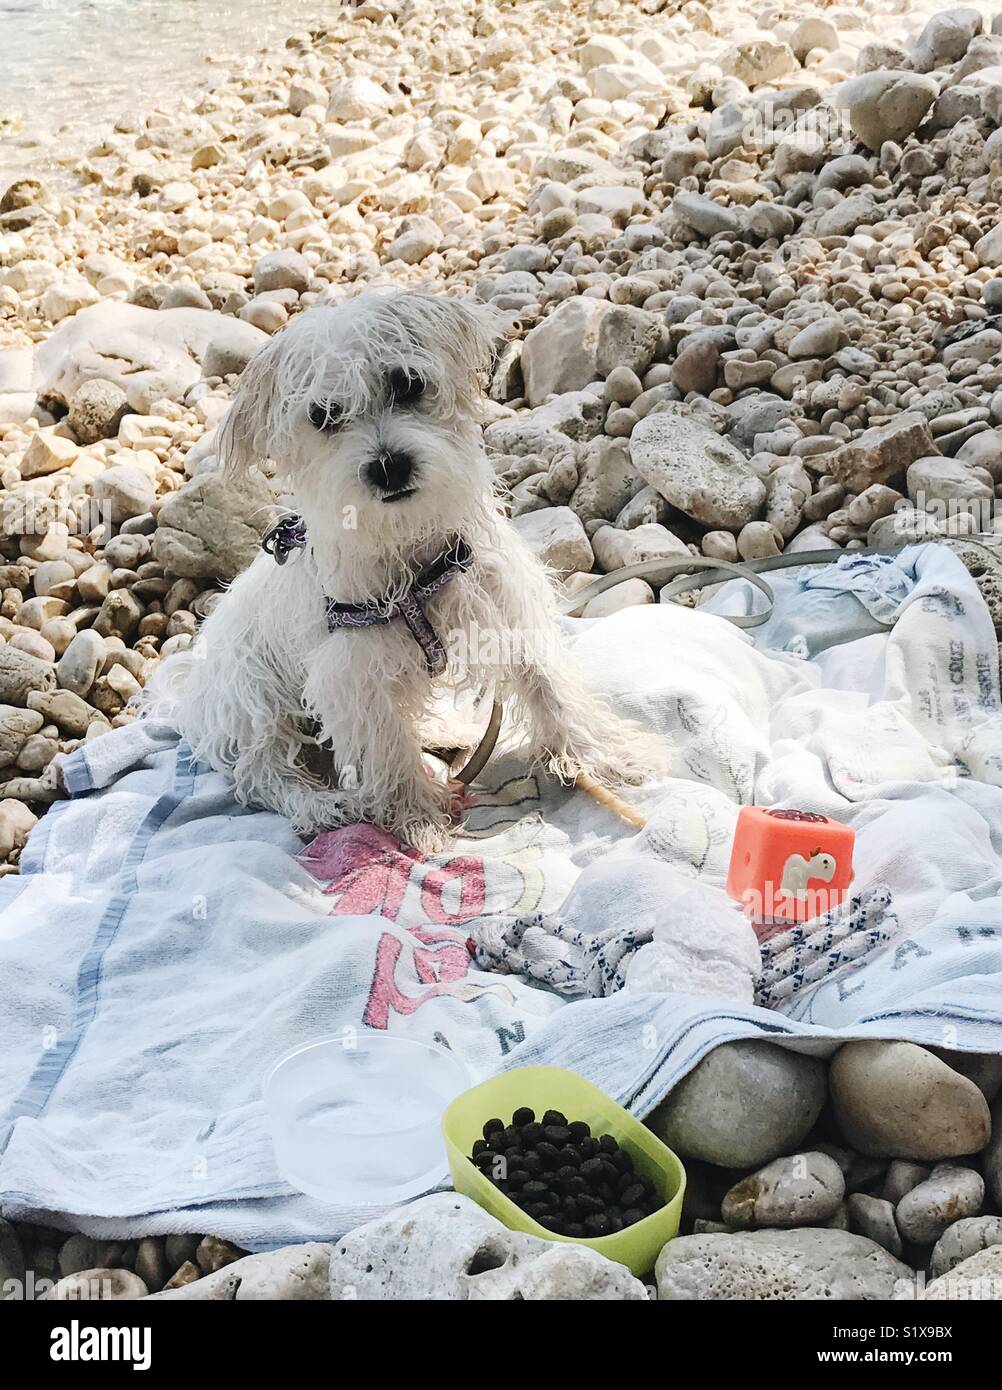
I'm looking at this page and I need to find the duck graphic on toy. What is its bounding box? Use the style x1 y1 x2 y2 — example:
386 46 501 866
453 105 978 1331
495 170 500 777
726 806 855 938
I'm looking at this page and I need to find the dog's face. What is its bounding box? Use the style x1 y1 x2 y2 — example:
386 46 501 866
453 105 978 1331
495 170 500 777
218 290 501 560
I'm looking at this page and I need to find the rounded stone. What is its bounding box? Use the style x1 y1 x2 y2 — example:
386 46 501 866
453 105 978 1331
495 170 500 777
656 1229 910 1301
737 520 782 560
722 1151 845 1229
92 465 157 525
929 1215 1002 1279
43 1268 149 1301
67 379 129 445
896 1165 984 1246
630 405 766 530
830 1041 991 1160
56 629 107 698
646 1039 827 1168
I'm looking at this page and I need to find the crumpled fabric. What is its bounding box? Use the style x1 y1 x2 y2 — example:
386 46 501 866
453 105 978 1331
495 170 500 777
801 552 915 627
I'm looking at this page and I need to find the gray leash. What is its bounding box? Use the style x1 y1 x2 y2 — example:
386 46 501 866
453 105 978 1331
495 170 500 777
558 546 887 624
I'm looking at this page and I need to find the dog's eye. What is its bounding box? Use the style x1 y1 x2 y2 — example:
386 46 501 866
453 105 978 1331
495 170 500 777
308 400 344 432
388 368 425 405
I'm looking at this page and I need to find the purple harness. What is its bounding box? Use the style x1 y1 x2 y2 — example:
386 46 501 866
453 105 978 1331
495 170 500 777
262 514 472 677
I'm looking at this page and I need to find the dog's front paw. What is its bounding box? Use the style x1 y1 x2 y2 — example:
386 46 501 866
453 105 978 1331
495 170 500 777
387 777 457 854
396 815 454 855
299 790 359 835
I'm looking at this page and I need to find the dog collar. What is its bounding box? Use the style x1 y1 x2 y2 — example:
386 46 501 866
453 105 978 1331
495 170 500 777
262 513 309 565
261 514 472 676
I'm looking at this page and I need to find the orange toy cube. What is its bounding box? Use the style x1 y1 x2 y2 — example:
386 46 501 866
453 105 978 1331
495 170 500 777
726 806 855 927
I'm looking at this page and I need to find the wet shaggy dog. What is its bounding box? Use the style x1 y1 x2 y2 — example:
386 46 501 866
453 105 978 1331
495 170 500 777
151 290 665 849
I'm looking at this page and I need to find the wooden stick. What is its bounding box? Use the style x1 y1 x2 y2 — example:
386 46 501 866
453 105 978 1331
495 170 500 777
574 772 648 831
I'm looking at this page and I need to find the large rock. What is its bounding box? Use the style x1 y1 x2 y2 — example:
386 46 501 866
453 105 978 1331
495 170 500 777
520 298 661 406
839 70 938 150
326 76 393 122
656 1229 911 1300
847 1193 903 1259
34 303 267 412
720 40 798 88
26 688 99 738
672 191 742 238
0 798 38 857
201 321 271 379
630 406 766 528
485 389 605 456
512 505 594 577
20 432 78 479
327 1193 647 1300
67 378 129 443
646 1040 827 1168
825 414 937 492
91 464 157 524
911 8 983 73
907 456 994 513
0 647 56 705
153 471 278 582
830 1041 991 1160
251 249 312 296
591 521 689 570
0 705 45 768
569 437 639 523
56 630 106 698
152 1243 333 1300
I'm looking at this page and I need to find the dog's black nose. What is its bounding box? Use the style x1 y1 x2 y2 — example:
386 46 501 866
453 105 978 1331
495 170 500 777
366 450 415 495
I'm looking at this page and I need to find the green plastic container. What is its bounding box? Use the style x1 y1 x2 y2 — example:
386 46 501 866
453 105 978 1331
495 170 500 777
442 1064 685 1278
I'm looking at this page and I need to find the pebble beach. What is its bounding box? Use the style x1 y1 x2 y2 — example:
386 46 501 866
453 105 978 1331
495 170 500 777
5 0 1002 1302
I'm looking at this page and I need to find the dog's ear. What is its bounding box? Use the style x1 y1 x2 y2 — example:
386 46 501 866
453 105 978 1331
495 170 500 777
215 334 282 482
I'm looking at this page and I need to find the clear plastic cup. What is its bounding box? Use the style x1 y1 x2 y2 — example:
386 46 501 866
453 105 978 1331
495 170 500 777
263 1032 471 1206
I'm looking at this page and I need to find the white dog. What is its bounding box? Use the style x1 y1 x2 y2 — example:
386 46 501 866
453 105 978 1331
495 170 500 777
151 290 664 850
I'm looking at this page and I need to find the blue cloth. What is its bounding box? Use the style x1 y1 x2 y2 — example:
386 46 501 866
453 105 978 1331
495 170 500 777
2 542 1002 1247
